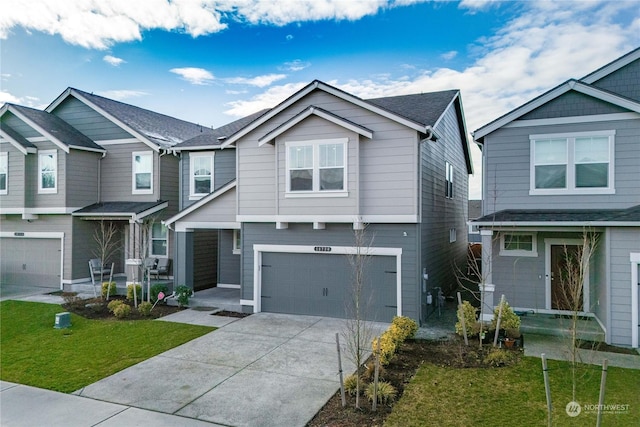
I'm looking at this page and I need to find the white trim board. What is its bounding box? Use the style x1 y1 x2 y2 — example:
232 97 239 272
630 252 640 348
250 244 402 317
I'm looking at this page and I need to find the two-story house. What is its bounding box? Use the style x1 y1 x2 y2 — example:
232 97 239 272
0 89 210 288
473 48 640 348
165 80 473 324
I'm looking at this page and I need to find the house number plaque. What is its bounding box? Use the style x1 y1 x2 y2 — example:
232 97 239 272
314 246 332 252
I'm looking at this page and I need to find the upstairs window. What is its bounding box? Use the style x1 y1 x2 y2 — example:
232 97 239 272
530 131 614 195
445 161 454 198
150 223 167 256
190 152 214 198
286 138 347 196
0 152 7 194
132 151 153 194
38 150 57 194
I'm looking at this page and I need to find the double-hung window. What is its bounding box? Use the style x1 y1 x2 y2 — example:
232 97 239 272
286 138 347 196
150 223 168 257
0 152 7 194
132 151 153 194
445 161 454 198
190 152 214 198
530 131 614 195
38 150 57 194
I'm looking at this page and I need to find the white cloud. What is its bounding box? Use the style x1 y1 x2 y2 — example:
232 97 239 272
170 67 215 85
97 90 147 100
0 90 21 104
441 50 457 60
225 74 287 87
103 54 125 66
224 82 307 117
282 59 310 72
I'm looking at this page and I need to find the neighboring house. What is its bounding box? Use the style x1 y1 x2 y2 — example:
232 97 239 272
473 48 640 347
467 199 482 243
165 80 473 323
0 89 211 288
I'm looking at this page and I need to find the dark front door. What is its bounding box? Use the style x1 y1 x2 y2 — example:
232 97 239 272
550 244 583 311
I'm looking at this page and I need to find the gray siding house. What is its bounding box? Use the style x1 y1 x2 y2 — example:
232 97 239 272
473 48 640 347
0 89 210 288
165 80 473 324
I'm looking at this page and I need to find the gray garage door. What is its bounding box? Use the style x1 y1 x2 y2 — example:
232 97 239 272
261 252 397 322
0 238 61 288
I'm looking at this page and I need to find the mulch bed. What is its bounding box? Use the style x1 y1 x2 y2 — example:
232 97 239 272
307 336 521 427
61 295 184 320
578 340 639 355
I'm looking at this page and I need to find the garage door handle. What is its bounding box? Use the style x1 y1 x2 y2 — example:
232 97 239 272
385 271 397 274
261 264 271 268
385 305 397 308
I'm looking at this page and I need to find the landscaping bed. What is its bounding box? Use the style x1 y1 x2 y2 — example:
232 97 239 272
307 336 522 427
62 294 184 320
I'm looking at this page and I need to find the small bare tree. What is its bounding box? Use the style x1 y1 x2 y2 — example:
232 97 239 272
92 220 120 298
555 229 599 401
342 224 377 409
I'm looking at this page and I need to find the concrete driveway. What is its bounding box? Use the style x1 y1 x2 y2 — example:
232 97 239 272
75 312 388 427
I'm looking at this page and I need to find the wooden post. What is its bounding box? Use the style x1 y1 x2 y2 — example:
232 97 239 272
372 338 380 411
542 354 552 427
493 294 505 347
336 333 346 407
596 359 608 427
457 292 469 346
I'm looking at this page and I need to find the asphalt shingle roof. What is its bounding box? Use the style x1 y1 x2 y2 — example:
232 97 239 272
72 89 213 148
176 109 269 149
73 201 166 216
366 90 459 128
474 205 640 224
7 104 103 150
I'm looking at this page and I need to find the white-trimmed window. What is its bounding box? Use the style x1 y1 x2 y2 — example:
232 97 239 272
38 150 57 194
190 152 214 199
0 152 7 194
445 161 454 198
530 131 614 195
233 229 241 254
286 138 347 196
500 232 538 257
132 151 153 194
449 228 457 243
150 223 167 256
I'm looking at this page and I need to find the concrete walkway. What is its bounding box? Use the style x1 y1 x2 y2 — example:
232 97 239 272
1 310 387 427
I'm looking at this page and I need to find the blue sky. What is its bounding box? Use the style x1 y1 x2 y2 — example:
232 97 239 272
1 0 639 198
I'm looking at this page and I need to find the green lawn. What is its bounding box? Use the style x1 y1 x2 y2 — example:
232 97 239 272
0 300 214 393
385 356 640 427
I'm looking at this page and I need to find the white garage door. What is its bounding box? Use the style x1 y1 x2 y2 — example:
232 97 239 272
0 237 62 288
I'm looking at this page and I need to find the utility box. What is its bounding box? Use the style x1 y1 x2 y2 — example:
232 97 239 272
54 312 71 329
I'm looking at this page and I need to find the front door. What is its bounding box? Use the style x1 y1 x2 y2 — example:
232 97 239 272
550 244 583 311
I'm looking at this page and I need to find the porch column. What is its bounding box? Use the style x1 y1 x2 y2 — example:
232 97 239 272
125 220 141 285
175 230 194 290
479 229 495 322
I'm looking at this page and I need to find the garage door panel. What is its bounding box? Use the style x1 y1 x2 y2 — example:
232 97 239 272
0 238 61 288
261 252 397 322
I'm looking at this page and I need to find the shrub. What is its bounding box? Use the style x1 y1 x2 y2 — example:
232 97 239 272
392 316 419 340
150 283 169 303
138 301 153 316
112 303 131 319
484 348 518 367
175 285 192 307
372 332 397 366
101 282 117 298
344 374 362 396
363 361 386 381
456 300 480 336
107 299 124 312
491 299 521 332
126 284 142 301
365 381 397 404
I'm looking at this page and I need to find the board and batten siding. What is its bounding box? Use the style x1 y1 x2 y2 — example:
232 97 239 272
0 143 26 208
52 96 133 141
99 142 158 202
241 222 421 321
608 227 640 346
66 149 100 207
421 102 469 311
159 154 179 217
483 118 640 214
237 90 419 218
181 149 236 209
